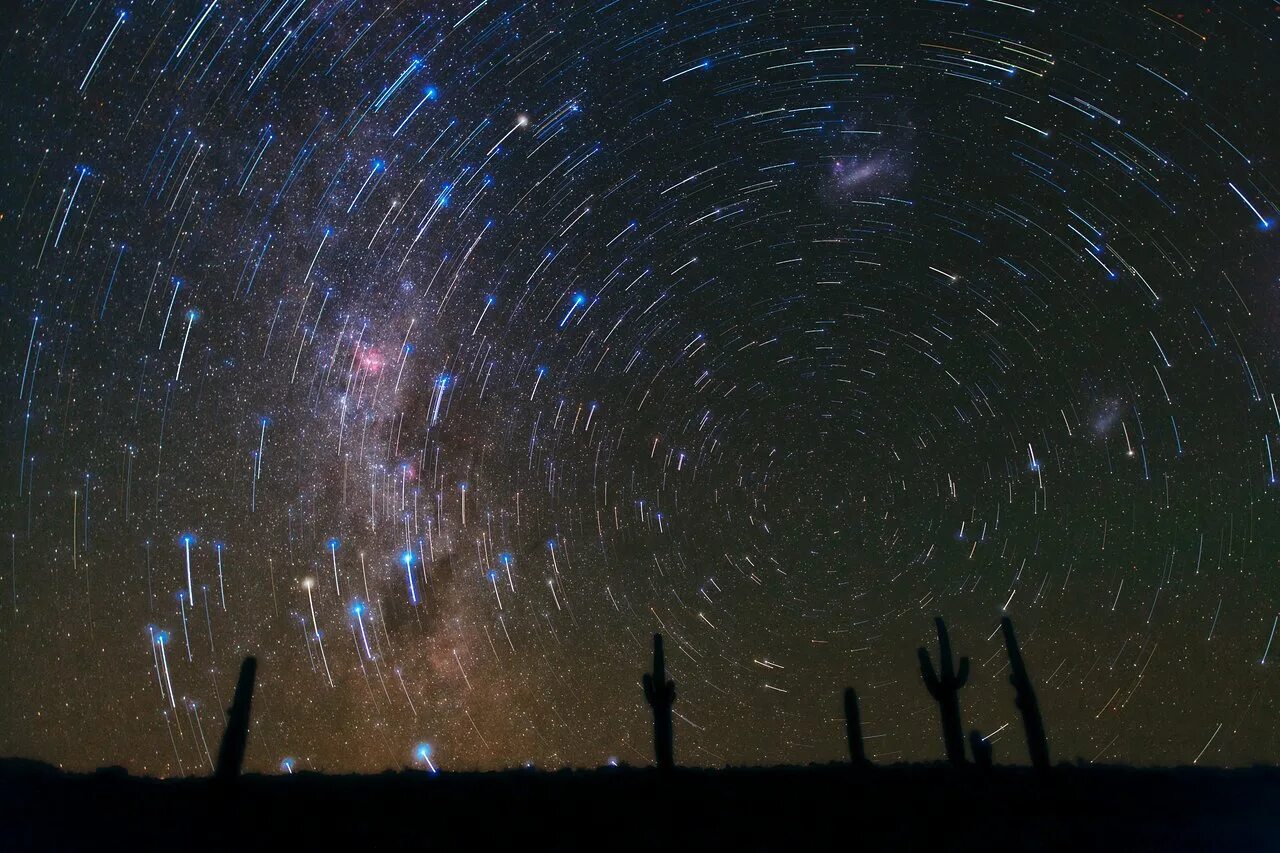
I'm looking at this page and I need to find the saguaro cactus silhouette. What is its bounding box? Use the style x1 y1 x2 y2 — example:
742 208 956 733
918 617 970 766
642 633 676 771
215 656 257 781
969 730 993 769
1001 616 1051 772
843 687 870 767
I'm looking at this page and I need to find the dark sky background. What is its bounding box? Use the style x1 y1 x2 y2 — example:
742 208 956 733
1 0 1278 775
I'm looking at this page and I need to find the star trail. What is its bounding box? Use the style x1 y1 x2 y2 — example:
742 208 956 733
1 1 1278 775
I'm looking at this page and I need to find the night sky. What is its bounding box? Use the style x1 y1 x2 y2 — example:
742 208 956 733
1 0 1279 776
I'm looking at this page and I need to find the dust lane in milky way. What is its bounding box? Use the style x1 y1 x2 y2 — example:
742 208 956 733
1 1 1278 774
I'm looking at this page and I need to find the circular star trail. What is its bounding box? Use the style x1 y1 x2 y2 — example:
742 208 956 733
1 1 1278 774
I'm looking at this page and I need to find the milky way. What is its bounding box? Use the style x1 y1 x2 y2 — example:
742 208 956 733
2 1 1279 775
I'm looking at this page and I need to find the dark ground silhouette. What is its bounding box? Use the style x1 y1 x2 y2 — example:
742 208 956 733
2 758 1277 851
3 619 1276 850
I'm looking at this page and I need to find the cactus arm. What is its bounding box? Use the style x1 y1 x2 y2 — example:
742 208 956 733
918 647 940 697
955 656 970 687
1001 618 1025 674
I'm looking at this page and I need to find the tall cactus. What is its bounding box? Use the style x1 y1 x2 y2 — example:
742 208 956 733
642 634 676 771
969 730 993 769
918 617 970 766
843 687 870 767
215 657 257 781
1001 616 1050 772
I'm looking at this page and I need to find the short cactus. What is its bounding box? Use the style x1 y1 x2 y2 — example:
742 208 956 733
969 730 993 769
843 687 870 767
215 656 257 781
642 634 676 771
918 617 970 766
